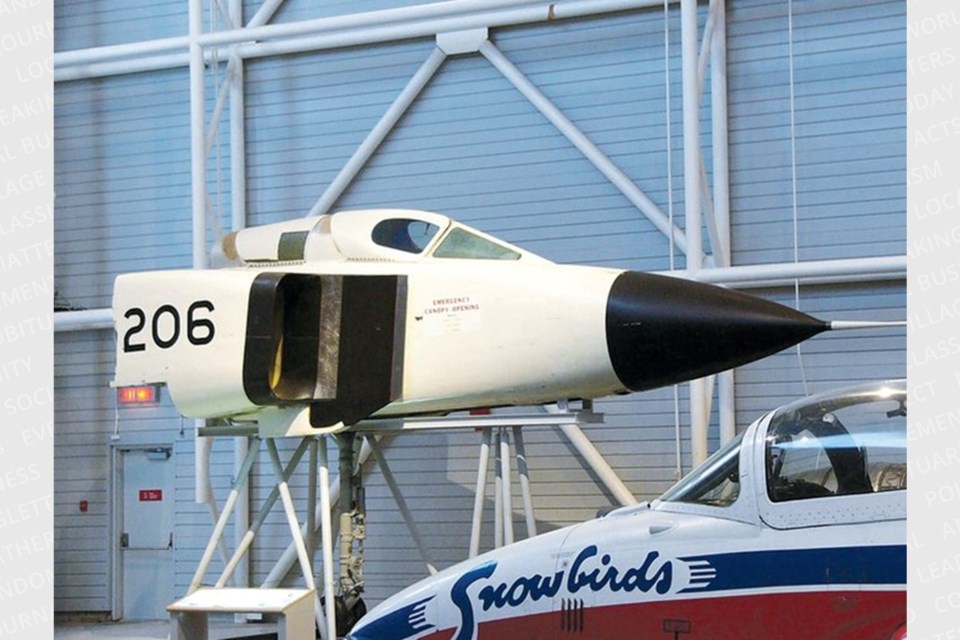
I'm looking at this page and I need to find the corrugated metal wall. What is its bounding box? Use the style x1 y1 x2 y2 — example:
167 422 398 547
53 0 905 613
727 0 905 265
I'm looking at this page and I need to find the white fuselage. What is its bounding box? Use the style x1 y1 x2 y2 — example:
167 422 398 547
113 260 626 420
347 385 907 640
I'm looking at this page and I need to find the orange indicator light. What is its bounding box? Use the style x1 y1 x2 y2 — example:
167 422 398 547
117 385 159 405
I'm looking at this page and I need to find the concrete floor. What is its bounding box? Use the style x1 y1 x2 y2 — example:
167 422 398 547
54 620 280 639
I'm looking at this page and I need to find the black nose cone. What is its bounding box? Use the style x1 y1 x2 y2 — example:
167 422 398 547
606 271 828 391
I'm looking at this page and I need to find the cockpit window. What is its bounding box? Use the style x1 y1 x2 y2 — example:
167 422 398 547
765 384 906 502
660 433 743 507
371 219 440 254
433 228 521 260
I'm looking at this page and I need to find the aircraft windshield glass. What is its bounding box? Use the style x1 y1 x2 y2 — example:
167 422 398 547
660 433 743 507
433 228 521 260
765 382 906 502
371 219 440 254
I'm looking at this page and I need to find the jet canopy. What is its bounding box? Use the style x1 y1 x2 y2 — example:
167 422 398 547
222 209 545 265
659 380 906 510
763 380 906 502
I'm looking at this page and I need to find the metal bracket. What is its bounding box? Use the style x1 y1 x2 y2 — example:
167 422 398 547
437 28 489 55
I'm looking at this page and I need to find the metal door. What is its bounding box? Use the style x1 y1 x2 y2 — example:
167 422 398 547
120 447 175 620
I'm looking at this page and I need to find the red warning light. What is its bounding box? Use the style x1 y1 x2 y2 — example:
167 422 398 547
117 385 159 405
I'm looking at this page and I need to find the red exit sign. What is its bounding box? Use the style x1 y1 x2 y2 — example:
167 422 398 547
139 489 163 502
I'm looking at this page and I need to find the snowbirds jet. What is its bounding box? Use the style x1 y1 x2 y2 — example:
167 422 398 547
347 380 907 640
113 208 834 434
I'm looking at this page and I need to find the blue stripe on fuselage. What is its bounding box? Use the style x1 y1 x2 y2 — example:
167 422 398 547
678 545 905 593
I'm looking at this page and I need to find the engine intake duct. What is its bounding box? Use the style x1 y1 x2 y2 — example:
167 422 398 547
243 273 406 428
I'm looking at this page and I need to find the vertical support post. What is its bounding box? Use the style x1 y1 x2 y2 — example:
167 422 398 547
682 0 708 467
493 430 503 549
189 0 217 550
710 0 730 265
500 428 514 546
512 426 537 538
318 438 336 640
229 55 246 233
228 0 249 591
719 370 736 444
188 0 207 270
710 0 737 447
469 429 492 558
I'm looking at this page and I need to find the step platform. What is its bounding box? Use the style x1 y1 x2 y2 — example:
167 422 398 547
168 588 315 640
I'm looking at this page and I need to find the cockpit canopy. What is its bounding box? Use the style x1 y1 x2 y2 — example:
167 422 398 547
222 209 542 265
659 380 906 510
764 380 906 502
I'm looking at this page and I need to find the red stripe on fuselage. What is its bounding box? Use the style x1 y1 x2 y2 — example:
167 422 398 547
416 590 905 640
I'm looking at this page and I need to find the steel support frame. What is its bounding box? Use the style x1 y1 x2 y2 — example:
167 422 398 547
185 435 334 638
469 417 629 559
681 0 735 465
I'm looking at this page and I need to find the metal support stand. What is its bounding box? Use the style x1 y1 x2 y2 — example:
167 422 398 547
471 425 542 556
513 426 537 538
183 404 612 637
499 428 515 546
318 438 337 640
493 429 504 548
179 434 339 639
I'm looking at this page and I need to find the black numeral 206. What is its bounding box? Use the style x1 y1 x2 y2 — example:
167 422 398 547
123 300 216 352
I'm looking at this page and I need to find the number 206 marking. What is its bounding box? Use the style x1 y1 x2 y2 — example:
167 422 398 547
123 300 216 352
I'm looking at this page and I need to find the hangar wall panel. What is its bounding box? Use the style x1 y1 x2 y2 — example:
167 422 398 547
54 71 193 311
54 1 186 51
726 0 905 264
53 0 905 613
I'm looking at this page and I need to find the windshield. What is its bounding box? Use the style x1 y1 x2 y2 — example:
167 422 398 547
433 228 521 260
660 433 743 507
765 381 906 502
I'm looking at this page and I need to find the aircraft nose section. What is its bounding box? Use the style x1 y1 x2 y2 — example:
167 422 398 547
605 271 828 391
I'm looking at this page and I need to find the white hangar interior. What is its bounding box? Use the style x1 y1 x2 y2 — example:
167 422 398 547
52 0 906 628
